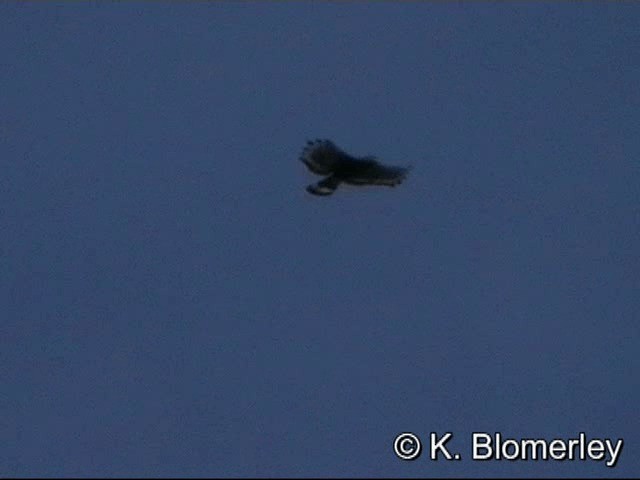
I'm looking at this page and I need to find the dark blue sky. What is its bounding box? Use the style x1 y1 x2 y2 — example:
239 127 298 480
2 3 638 478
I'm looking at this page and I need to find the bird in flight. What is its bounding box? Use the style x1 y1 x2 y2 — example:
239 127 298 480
299 139 410 196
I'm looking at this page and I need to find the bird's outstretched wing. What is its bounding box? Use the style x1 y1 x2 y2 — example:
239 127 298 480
299 139 354 175
306 175 341 196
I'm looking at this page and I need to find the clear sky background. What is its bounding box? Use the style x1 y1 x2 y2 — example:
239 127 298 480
2 3 638 478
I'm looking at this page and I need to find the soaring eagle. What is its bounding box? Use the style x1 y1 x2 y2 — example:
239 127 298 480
299 139 410 196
